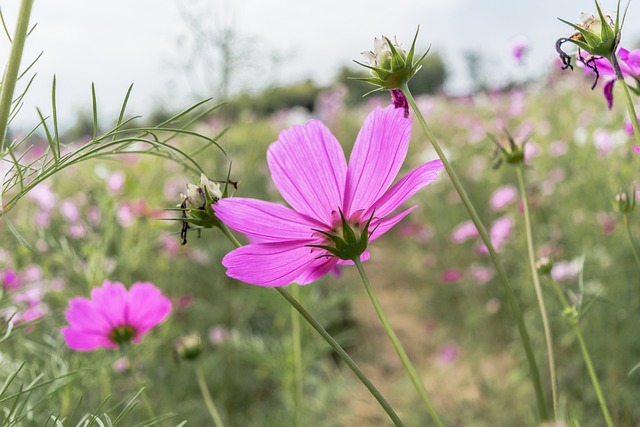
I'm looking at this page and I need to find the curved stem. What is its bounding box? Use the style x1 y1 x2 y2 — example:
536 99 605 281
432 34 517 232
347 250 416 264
623 213 640 270
291 284 304 427
195 363 226 427
547 279 614 427
0 0 34 151
218 223 405 426
610 53 640 147
515 165 558 418
401 83 548 420
353 258 445 427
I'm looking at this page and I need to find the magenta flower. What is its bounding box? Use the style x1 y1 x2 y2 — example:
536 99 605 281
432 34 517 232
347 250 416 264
62 281 172 351
490 185 517 211
215 106 443 287
450 220 479 244
1 268 21 291
581 48 640 109
510 35 529 63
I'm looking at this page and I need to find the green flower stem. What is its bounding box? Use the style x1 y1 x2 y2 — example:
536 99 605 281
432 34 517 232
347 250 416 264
195 363 226 427
515 165 558 418
401 83 548 421
610 53 640 148
0 0 34 151
218 223 405 427
353 258 445 427
547 279 614 427
291 284 304 427
623 212 640 270
126 354 156 420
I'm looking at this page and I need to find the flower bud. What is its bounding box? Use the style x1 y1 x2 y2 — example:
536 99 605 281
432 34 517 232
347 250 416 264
556 1 623 69
613 188 636 213
490 132 526 168
309 209 373 261
174 332 203 362
535 257 554 275
354 27 429 92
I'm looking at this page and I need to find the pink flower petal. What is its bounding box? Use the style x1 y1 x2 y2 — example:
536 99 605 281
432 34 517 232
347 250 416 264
604 80 615 109
295 257 339 285
267 120 347 225
367 159 443 218
344 106 412 217
215 198 321 242
64 298 112 335
62 326 117 351
126 282 172 336
91 281 128 328
222 241 321 287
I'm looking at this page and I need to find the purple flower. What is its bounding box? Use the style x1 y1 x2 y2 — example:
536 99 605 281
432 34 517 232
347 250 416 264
477 216 514 254
490 186 517 211
216 106 443 287
510 35 529 63
1 268 21 291
62 281 172 351
581 48 640 109
450 220 479 244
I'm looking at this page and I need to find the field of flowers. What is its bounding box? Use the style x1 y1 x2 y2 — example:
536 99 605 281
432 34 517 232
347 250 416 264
2 2 640 427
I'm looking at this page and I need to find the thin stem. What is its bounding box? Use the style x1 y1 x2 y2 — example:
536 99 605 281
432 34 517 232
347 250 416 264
195 363 226 427
401 83 548 420
353 258 445 427
610 53 640 148
0 0 34 151
218 223 405 426
291 284 304 427
126 355 156 420
275 287 405 427
547 279 614 427
515 165 558 418
623 213 640 270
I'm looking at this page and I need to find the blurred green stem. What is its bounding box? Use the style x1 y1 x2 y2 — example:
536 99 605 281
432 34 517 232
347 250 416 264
218 223 405 426
623 212 640 270
401 83 548 421
291 284 304 427
195 363 226 427
547 278 614 427
126 355 156 420
610 53 640 148
0 0 34 151
515 165 558 418
353 258 445 427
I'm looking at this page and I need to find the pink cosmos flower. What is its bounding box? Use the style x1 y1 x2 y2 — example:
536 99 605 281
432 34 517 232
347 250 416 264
490 186 517 211
510 35 529 63
450 220 479 244
62 281 172 351
477 216 515 254
215 106 443 287
1 268 21 291
581 48 640 109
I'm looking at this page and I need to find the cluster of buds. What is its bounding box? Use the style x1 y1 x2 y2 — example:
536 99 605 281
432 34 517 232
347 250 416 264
489 132 527 169
612 188 636 214
556 1 625 86
354 28 429 92
176 173 237 244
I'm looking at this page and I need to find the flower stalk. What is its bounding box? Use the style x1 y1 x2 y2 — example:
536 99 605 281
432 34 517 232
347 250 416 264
546 278 614 427
0 0 34 152
401 83 548 420
610 53 640 148
195 363 226 427
218 223 405 427
291 285 304 427
515 165 558 418
623 213 640 270
353 257 445 427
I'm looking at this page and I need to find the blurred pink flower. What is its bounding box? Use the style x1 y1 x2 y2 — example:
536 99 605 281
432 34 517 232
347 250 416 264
1 268 21 291
634 145 640 154
28 183 56 211
490 186 517 211
450 220 479 244
468 264 494 284
398 222 433 243
61 200 80 222
549 140 568 157
107 171 125 193
510 35 528 63
62 281 172 351
438 342 459 363
117 204 135 227
18 304 47 323
478 216 514 254
215 106 443 287
441 269 463 283
209 325 230 346
551 259 582 283
593 129 613 157
624 116 639 136
69 224 86 239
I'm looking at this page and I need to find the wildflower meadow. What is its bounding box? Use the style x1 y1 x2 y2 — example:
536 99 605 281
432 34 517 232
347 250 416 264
2 1 640 426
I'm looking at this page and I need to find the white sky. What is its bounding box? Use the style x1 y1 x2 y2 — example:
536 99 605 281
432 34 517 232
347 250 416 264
1 0 639 130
